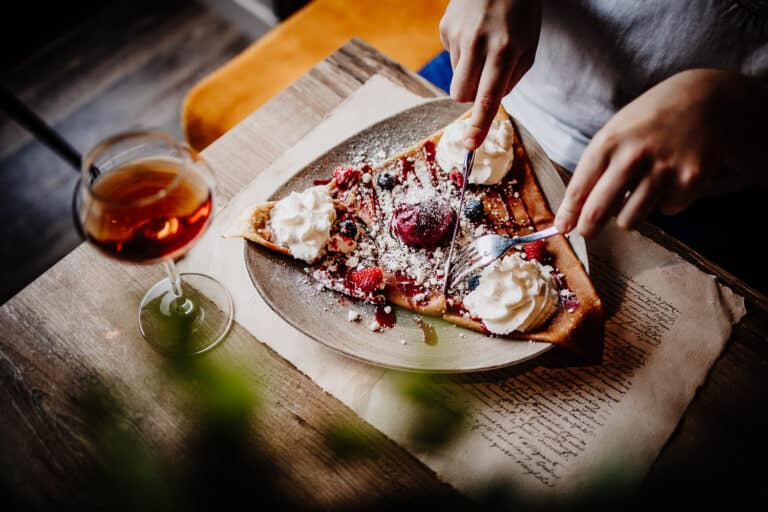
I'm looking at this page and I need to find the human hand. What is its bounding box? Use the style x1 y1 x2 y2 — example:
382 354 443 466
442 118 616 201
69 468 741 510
554 69 766 237
439 0 541 150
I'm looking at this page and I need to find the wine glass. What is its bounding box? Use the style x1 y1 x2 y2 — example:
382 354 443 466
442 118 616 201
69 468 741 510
77 130 233 356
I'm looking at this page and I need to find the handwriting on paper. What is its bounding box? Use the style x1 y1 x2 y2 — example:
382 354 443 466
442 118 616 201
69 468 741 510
453 255 682 488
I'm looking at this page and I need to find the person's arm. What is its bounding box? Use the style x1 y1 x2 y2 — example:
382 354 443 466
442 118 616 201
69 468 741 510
554 68 768 237
439 0 542 150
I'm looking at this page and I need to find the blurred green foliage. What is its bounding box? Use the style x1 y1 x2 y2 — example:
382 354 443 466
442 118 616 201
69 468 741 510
165 356 260 433
396 373 466 450
2 336 661 511
63 355 294 511
76 382 178 511
323 420 380 461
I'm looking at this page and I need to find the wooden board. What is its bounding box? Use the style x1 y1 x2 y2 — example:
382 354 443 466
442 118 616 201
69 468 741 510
0 39 460 508
0 0 253 303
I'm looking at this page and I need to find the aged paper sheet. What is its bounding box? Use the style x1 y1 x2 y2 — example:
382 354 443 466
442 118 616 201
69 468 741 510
185 75 746 499
364 224 744 498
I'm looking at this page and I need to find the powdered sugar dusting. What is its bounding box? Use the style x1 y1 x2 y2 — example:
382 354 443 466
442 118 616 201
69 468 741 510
292 122 576 323
369 150 480 299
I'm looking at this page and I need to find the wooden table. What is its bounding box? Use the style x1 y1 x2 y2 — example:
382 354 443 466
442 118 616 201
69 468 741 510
2 39 767 508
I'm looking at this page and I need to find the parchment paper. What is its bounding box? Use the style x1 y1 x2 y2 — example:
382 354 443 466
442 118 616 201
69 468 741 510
182 75 746 499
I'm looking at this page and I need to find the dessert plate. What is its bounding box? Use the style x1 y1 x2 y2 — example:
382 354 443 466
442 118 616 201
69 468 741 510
244 98 588 373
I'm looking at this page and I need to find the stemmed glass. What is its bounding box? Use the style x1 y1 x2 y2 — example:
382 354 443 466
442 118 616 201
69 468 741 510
77 130 233 356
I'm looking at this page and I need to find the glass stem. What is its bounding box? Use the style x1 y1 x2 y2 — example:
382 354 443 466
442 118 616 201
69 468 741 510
163 259 184 298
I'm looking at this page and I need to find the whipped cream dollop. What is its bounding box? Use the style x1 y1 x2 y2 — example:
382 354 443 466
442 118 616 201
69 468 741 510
269 186 336 263
463 253 558 334
436 117 515 185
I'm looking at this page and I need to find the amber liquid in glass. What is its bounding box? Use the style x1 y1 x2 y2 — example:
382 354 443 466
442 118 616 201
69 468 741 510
84 158 212 262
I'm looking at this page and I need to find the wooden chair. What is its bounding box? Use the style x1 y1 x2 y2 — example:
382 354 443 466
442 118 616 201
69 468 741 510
182 0 448 150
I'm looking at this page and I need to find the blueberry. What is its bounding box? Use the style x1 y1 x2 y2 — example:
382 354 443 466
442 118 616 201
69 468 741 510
377 172 395 190
339 219 357 238
467 274 481 291
463 199 484 222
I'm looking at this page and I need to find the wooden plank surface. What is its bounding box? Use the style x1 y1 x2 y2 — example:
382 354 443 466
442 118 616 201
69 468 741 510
0 38 459 509
0 0 253 304
1 38 766 507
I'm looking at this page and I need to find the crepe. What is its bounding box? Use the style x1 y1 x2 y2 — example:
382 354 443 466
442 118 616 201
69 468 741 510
227 107 604 359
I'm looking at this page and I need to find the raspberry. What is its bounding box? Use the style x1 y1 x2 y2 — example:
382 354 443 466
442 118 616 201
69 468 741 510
449 167 464 188
463 199 484 222
348 267 384 294
524 240 547 262
391 198 456 249
333 166 362 189
563 295 580 312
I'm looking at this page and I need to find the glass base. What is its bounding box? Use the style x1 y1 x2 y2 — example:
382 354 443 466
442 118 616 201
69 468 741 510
139 273 233 356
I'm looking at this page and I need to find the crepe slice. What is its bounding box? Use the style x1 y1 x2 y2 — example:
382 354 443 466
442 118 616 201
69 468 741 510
227 107 604 360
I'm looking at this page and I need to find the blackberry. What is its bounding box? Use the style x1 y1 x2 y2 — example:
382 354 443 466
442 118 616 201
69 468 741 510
463 199 484 222
467 274 481 291
339 220 357 238
377 172 395 190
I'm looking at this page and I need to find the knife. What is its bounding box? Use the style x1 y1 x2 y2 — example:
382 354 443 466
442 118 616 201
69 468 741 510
442 149 475 296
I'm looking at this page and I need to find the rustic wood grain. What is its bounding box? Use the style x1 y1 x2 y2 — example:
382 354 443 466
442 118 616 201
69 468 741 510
0 38 462 509
1 38 766 508
0 2 252 303
0 1 244 160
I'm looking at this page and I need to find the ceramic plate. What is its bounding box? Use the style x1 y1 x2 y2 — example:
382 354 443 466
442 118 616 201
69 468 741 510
244 98 588 373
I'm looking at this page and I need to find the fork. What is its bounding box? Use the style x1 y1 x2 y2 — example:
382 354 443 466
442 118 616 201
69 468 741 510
444 226 560 292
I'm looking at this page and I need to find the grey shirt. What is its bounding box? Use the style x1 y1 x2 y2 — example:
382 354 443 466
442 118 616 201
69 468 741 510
502 0 768 170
